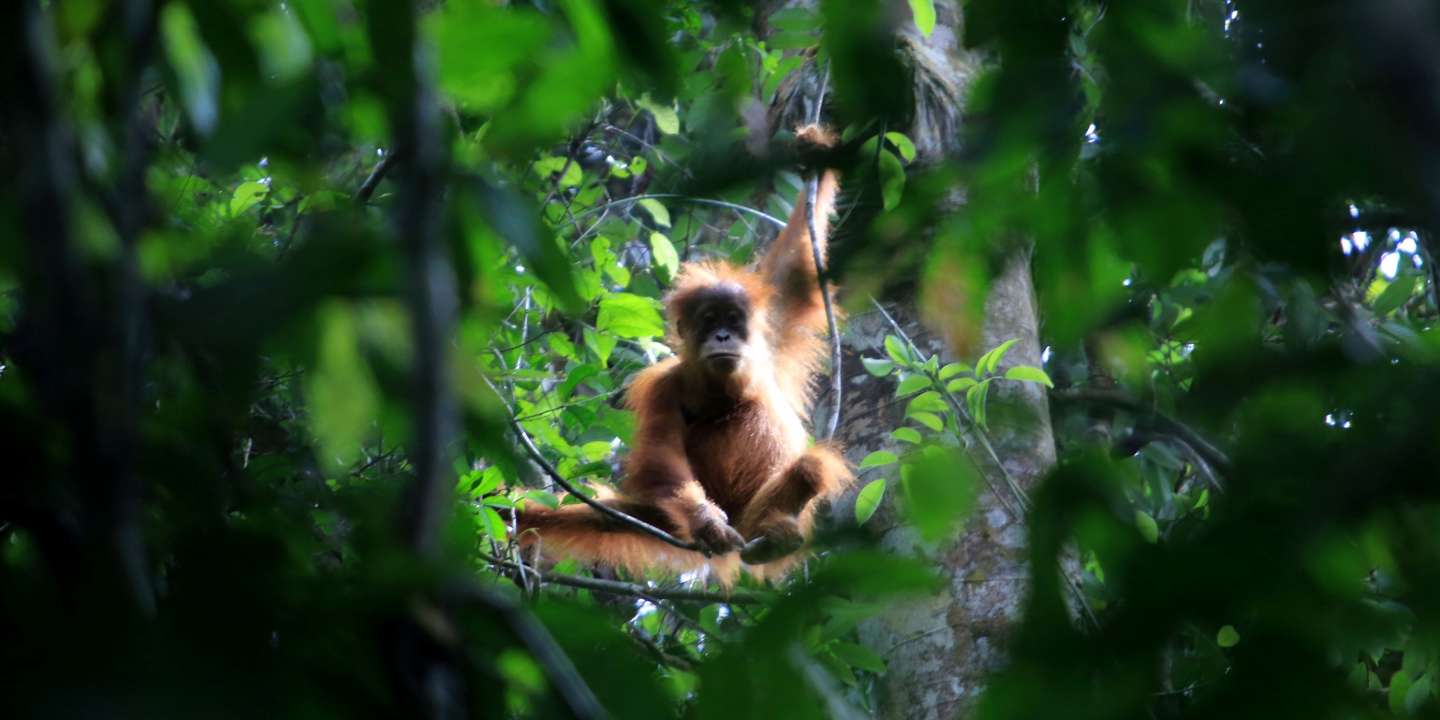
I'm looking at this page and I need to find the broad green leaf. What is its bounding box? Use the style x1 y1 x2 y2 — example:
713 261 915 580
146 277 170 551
307 304 378 473
860 451 898 469
1136 510 1160 543
946 377 978 393
637 198 671 228
1407 675 1431 714
229 181 269 215
906 391 948 415
583 327 618 366
890 427 923 444
908 0 937 37
637 93 680 134
938 362 971 380
885 131 917 163
480 506 509 542
855 478 886 525
1217 625 1240 648
884 335 912 366
832 641 887 673
862 357 895 377
900 446 978 540
597 293 665 339
1373 273 1416 315
977 338 1019 376
908 411 943 432
895 374 930 397
650 232 679 281
1391 670 1413 715
879 148 905 210
1004 365 1054 388
523 489 561 510
533 156 583 187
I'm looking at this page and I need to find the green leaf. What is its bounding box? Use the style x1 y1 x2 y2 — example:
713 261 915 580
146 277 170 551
938 362 971 380
977 338 1019 376
1004 365 1054 388
831 641 887 674
895 374 930 397
307 303 379 473
1373 273 1416 315
890 427 923 444
908 0 937 37
636 93 680 135
906 391 948 414
161 3 218 135
900 446 978 540
229 181 269 215
855 478 886 525
1391 670 1413 715
523 489 561 510
637 198 671 228
649 232 679 281
860 451 898 469
908 411 943 432
862 357 895 377
480 506 509 542
945 377 978 393
583 327 617 367
1407 675 1432 715
1216 624 1240 648
885 131 917 163
884 335 912 366
1136 510 1160 543
879 148 905 210
532 155 583 187
597 293 665 339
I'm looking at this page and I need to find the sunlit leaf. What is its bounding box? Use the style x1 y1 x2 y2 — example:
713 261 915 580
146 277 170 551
598 293 665 339
855 478 886 525
1004 365 1054 388
901 446 978 540
895 374 930 397
862 357 895 377
860 451 898 469
650 232 679 281
908 0 936 37
638 198 671 228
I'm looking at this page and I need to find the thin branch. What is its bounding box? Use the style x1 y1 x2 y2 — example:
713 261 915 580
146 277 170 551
481 553 766 604
573 193 786 228
805 64 842 441
628 627 697 671
1050 388 1231 472
354 148 403 205
479 374 704 553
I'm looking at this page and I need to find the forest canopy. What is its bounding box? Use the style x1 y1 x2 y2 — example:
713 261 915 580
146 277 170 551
5 1 1440 718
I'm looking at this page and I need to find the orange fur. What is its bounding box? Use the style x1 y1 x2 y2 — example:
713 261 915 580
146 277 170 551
517 127 851 586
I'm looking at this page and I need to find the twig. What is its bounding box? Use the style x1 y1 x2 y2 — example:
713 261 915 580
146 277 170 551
479 374 704 553
354 148 403 205
481 553 766 604
804 64 842 441
1050 388 1231 472
628 627 697 671
573 193 786 228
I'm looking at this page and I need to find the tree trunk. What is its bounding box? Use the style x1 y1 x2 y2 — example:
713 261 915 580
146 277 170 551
828 4 1058 719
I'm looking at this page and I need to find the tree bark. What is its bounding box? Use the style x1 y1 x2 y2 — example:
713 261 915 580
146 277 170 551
828 4 1058 719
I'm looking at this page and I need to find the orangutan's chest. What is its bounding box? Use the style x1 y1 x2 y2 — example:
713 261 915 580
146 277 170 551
683 402 806 513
